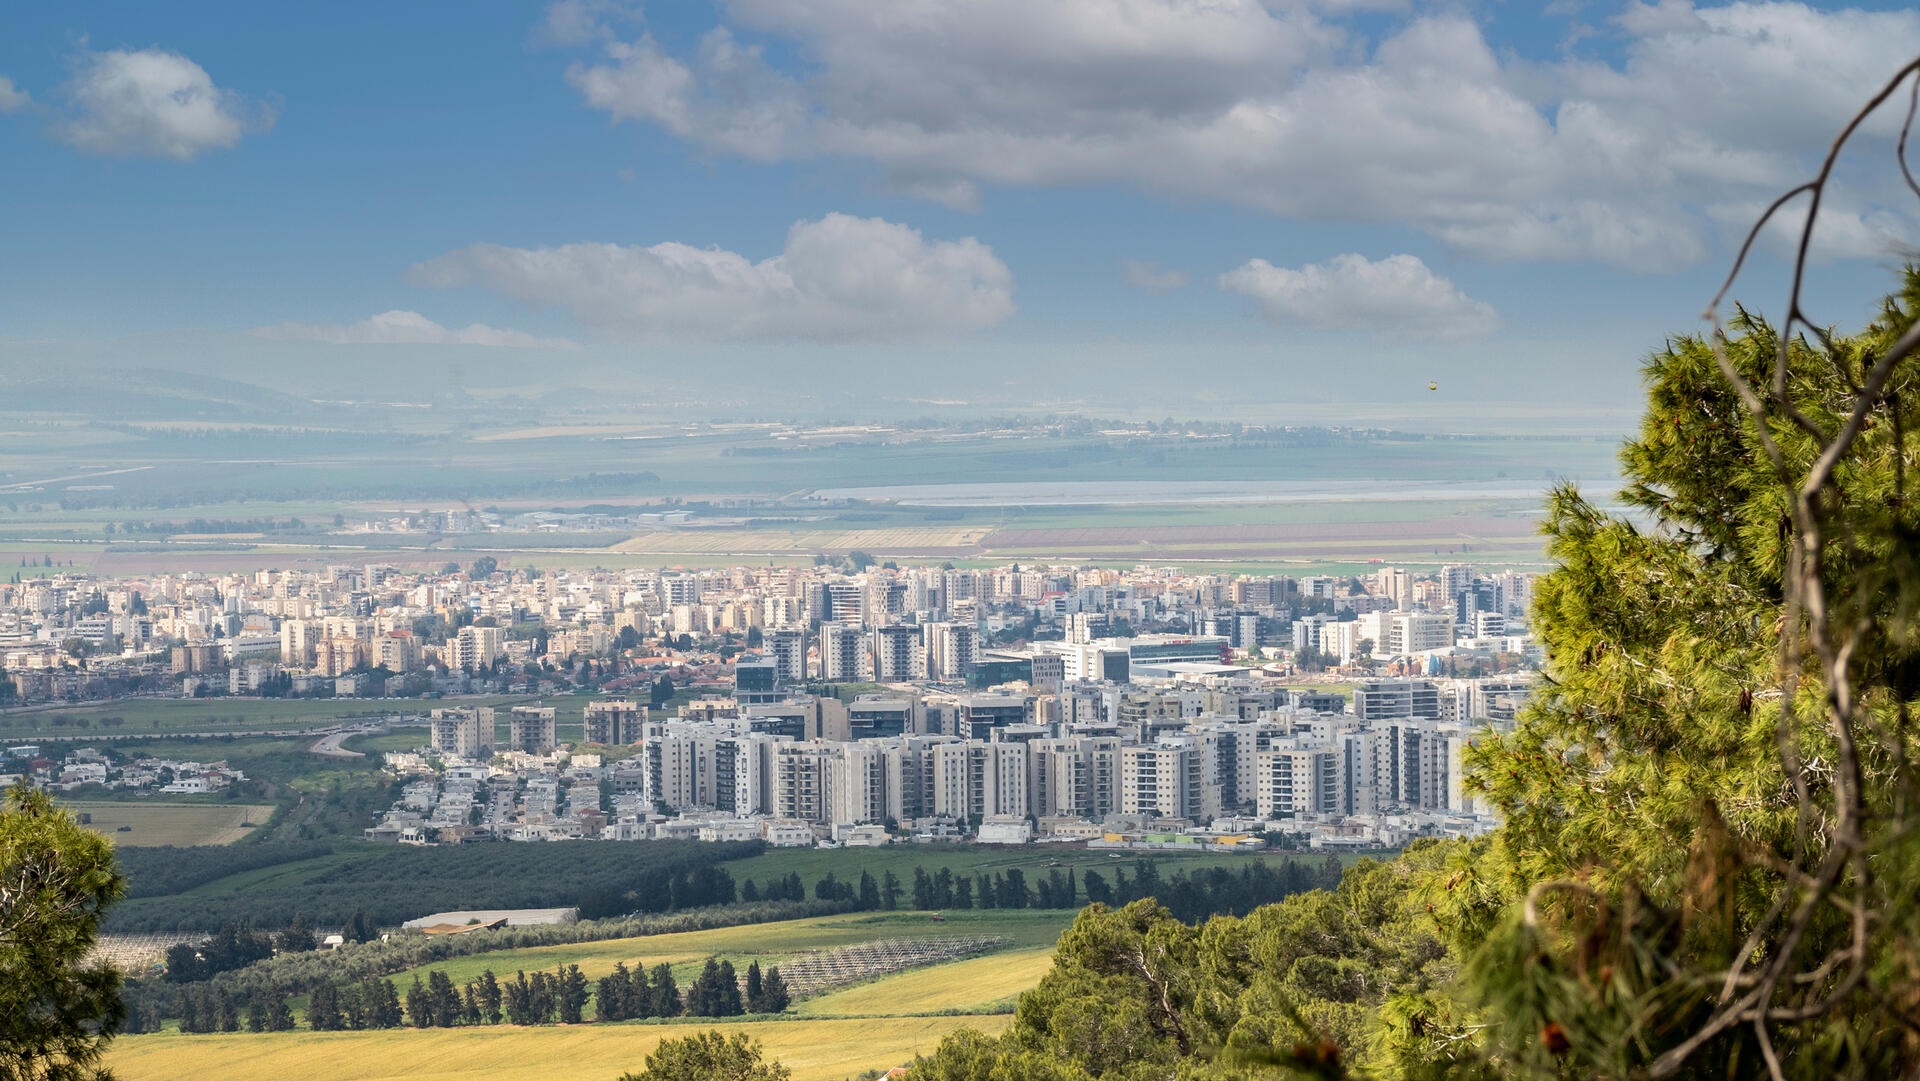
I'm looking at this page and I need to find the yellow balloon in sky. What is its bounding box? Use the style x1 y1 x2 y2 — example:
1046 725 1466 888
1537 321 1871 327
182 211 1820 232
1428 381 1438 391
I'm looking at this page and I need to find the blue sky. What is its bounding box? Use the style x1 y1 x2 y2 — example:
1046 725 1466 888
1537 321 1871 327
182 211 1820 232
3 1 1919 421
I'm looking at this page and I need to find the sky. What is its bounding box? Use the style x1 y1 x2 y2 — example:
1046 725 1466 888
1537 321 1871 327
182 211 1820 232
3 1 1920 424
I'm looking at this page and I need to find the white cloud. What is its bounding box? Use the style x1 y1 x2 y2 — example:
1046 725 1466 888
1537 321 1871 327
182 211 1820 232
56 47 271 160
252 310 577 349
1121 260 1188 294
536 0 643 47
0 76 31 114
408 213 1015 342
1218 253 1501 340
556 1 1920 269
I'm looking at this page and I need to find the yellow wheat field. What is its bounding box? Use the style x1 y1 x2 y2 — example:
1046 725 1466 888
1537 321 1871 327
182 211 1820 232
795 947 1056 1017
107 1014 1010 1081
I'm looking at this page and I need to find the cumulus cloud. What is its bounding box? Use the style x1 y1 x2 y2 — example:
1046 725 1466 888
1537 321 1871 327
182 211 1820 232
536 0 643 47
1121 260 1188 294
252 310 577 349
0 76 30 114
408 213 1015 341
56 47 271 160
553 0 1920 269
1218 253 1501 340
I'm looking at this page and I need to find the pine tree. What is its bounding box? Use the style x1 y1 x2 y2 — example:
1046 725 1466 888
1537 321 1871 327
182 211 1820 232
362 977 402 1028
428 970 458 1027
745 961 765 1012
649 962 680 1017
307 982 342 1031
596 971 624 1022
279 912 313 953
215 987 240 1031
912 867 933 909
858 870 880 910
686 959 722 1016
177 989 200 1034
246 991 270 1033
504 972 531 1025
268 990 295 1032
558 964 589 1024
406 976 430 1028
715 960 743 1017
760 966 790 1014
478 970 502 1024
626 962 652 1019
882 870 902 909
462 983 481 1026
528 970 554 1023
340 982 367 1030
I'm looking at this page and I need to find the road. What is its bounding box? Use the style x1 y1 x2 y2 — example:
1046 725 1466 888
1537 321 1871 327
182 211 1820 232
308 729 366 758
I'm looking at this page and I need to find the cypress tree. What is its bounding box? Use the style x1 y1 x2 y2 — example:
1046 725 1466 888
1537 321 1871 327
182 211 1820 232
626 962 652 1019
558 964 589 1024
649 962 680 1017
715 960 743 1017
744 961 764 1012
760 966 790 1014
596 970 625 1022
478 970 502 1024
428 970 458 1027
306 982 341 1031
406 976 430 1028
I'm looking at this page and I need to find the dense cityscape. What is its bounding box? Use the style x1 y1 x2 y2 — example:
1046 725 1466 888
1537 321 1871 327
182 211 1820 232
3 558 1537 852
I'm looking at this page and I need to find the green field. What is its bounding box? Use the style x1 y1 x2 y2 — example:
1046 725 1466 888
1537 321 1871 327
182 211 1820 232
106 1014 1010 1081
60 800 275 847
0 697 423 736
1 695 637 744
719 842 1270 892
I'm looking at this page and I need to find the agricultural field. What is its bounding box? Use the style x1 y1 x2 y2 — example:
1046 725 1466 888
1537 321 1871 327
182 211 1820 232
61 800 275 847
110 910 1065 1081
0 694 643 743
385 910 1075 992
0 696 428 737
718 840 1276 890
795 946 1057 1017
106 1015 1010 1081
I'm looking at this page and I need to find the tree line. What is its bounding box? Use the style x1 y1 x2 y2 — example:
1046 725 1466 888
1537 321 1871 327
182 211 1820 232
120 899 847 1028
108 838 767 932
142 958 795 1035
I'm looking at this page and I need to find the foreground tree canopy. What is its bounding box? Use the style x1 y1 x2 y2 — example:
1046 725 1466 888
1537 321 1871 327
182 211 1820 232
0 786 126 1081
910 271 1920 1080
619 1030 791 1081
